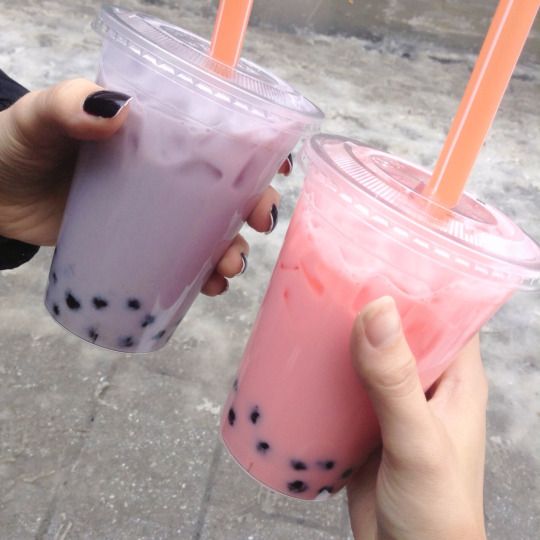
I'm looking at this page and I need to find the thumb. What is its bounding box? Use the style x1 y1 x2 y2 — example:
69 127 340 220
351 296 435 462
10 78 132 143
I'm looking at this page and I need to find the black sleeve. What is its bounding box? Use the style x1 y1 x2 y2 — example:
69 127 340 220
0 69 29 110
0 69 40 271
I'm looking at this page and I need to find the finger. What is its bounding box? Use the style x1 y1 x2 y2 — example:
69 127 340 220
246 186 280 234
351 296 435 460
215 234 249 278
428 335 487 508
347 450 381 540
201 271 228 297
428 335 487 466
429 334 488 419
11 79 131 144
277 153 293 176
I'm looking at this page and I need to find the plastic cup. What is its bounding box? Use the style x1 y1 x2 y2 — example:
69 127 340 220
220 134 540 501
44 5 323 353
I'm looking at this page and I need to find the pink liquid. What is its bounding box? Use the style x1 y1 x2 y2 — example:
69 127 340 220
221 166 512 500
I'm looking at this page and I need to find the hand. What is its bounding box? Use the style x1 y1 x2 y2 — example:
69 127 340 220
348 296 487 540
0 78 291 294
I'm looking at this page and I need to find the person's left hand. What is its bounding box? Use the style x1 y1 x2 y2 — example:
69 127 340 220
347 297 487 540
0 78 292 295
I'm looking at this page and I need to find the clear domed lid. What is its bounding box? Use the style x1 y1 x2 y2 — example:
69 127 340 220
93 5 323 130
301 134 540 290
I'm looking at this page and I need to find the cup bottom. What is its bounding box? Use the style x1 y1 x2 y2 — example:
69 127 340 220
44 292 174 354
219 427 341 502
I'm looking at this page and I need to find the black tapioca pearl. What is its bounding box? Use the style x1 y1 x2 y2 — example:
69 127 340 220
119 336 135 348
65 291 81 310
317 460 335 471
318 486 334 495
88 328 99 343
228 407 236 426
52 303 60 316
256 441 270 454
152 329 166 340
93 297 108 309
291 460 308 471
141 314 155 327
250 406 260 425
341 468 354 479
233 378 239 391
127 298 141 310
51 272 58 284
287 480 308 494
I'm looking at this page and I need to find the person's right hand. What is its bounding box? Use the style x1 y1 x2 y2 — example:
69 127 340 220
348 296 487 540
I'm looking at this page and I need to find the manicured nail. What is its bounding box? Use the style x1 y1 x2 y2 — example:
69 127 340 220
239 252 248 275
362 297 401 349
280 153 293 176
266 204 279 234
83 90 132 118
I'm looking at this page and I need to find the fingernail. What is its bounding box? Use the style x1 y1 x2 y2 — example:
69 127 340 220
283 153 293 176
362 297 401 349
266 204 279 234
239 252 248 275
83 90 132 118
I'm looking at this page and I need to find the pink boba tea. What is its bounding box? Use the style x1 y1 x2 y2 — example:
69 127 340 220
44 6 322 353
220 134 540 500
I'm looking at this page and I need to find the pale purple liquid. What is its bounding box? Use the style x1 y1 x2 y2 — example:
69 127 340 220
45 43 298 352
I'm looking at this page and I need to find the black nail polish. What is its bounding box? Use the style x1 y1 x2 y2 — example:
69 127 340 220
286 153 293 172
83 90 131 118
239 252 248 275
266 204 279 234
281 153 293 176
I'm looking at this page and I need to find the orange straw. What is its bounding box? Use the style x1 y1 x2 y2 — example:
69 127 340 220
210 0 254 68
423 0 539 208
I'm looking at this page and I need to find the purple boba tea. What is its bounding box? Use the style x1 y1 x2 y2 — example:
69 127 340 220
44 6 323 352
